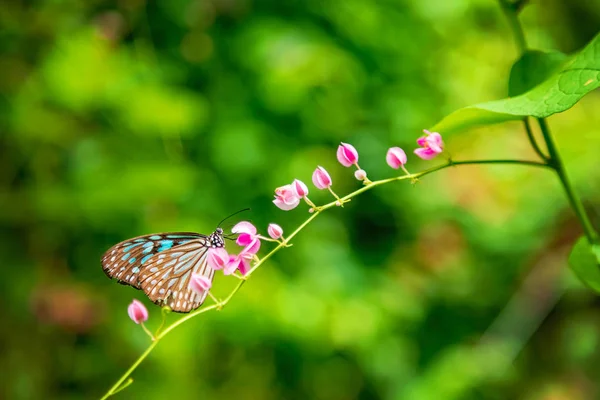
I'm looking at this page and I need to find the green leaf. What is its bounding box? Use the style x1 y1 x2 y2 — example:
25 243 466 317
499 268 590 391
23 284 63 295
568 236 600 293
431 32 600 134
508 50 568 97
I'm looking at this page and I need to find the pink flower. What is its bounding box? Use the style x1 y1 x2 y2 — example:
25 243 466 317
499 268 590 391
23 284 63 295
336 142 359 167
354 169 367 181
414 130 444 160
232 221 256 239
207 247 229 270
189 273 212 295
224 255 238 275
232 221 261 254
241 236 261 254
225 253 252 276
267 223 283 239
292 179 309 198
231 221 256 234
273 184 300 211
127 299 148 324
386 147 407 169
312 166 332 189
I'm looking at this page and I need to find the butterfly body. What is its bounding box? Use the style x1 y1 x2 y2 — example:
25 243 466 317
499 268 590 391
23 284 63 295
102 228 224 313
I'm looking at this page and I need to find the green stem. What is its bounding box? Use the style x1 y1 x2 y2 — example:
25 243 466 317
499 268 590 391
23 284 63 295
247 211 321 276
156 304 220 340
100 340 159 400
537 118 598 242
523 118 549 161
111 378 133 396
498 0 527 52
499 0 597 242
328 159 549 209
100 157 550 398
512 0 529 12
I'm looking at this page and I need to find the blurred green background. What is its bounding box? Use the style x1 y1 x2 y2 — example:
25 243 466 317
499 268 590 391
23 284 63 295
1 0 600 399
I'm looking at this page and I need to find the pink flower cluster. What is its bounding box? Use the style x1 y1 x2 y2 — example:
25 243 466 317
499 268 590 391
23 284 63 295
273 174 325 211
386 130 445 168
197 220 274 281
187 220 283 297
273 179 309 210
272 130 444 211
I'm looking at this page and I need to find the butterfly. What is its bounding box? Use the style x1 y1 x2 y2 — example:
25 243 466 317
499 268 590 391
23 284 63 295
101 228 225 313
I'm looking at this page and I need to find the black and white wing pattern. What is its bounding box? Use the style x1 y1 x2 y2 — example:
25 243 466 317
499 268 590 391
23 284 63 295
101 232 205 289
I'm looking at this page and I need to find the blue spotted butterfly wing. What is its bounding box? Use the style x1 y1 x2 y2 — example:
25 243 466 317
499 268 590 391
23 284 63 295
102 230 225 313
138 240 214 312
101 232 204 289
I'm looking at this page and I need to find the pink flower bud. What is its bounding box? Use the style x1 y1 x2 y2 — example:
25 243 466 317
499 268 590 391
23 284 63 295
189 273 212 294
312 166 332 189
207 247 229 270
414 130 444 160
292 179 309 198
127 299 148 324
336 142 359 167
273 184 300 211
354 169 367 181
231 221 257 236
386 147 407 169
267 223 283 239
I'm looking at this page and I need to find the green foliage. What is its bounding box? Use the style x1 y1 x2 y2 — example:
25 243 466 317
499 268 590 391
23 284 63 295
431 32 600 134
508 50 568 97
1 0 600 399
569 237 600 293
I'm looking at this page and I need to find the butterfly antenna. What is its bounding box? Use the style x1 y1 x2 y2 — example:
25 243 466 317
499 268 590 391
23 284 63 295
217 208 251 228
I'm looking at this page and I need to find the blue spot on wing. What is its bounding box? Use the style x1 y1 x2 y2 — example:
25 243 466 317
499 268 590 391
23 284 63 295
121 253 131 261
124 243 143 252
129 257 137 264
142 245 154 254
141 254 152 264
149 235 162 240
158 240 174 252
